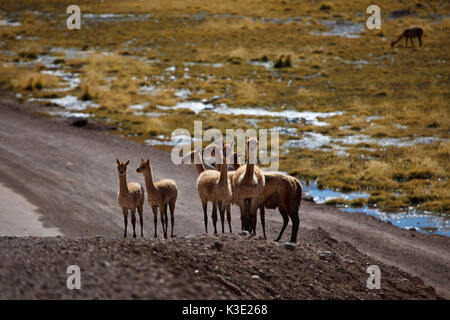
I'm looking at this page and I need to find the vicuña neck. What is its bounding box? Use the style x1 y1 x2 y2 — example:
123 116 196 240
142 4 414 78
219 151 228 184
232 153 240 171
194 152 205 175
243 149 256 181
143 165 157 193
119 174 129 195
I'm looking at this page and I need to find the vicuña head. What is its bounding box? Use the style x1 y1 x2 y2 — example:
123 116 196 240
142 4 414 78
116 159 130 176
136 158 150 174
247 137 258 164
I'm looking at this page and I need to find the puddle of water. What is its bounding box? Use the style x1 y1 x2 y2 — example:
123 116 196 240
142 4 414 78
0 19 21 27
129 103 149 111
258 16 303 24
145 134 200 147
249 60 273 69
210 13 303 25
49 96 98 110
47 111 91 118
334 56 369 65
31 95 98 111
157 101 214 113
303 181 369 203
138 84 157 95
183 61 223 68
303 73 324 79
174 88 192 100
285 131 447 153
303 181 449 236
366 115 382 122
272 127 298 136
157 102 343 126
284 132 330 149
41 70 80 91
314 20 362 38
336 134 445 147
83 13 152 23
342 207 449 237
50 47 89 60
284 134 349 156
0 49 13 56
246 118 261 127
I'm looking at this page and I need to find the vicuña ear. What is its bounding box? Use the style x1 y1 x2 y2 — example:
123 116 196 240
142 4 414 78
146 159 150 165
125 160 130 166
116 158 120 165
141 157 144 162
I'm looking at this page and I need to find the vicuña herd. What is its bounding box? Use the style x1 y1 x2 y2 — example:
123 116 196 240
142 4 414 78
116 139 302 243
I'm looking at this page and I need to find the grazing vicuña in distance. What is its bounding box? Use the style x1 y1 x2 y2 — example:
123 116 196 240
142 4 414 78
391 27 423 48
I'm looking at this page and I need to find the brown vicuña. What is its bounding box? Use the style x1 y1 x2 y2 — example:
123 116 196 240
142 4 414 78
232 138 265 233
391 27 423 48
116 159 145 238
258 172 302 243
136 158 178 238
196 144 233 234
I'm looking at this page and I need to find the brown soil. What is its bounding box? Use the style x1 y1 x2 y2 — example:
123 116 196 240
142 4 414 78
0 232 440 299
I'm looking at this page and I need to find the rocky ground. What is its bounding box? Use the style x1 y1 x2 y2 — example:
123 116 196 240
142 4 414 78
0 229 440 299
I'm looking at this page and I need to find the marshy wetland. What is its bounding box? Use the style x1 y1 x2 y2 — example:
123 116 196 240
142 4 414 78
0 0 448 235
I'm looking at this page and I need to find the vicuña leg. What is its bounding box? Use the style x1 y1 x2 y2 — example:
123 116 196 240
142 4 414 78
276 207 289 242
238 202 246 231
137 205 144 237
202 199 208 233
169 197 176 238
160 204 167 239
259 206 266 239
163 203 169 238
249 197 258 235
152 205 158 238
244 198 251 231
212 202 218 234
218 201 225 233
226 203 232 233
290 213 300 244
122 208 128 238
130 208 137 238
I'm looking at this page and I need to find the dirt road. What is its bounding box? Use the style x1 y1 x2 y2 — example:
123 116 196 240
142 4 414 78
0 96 448 298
